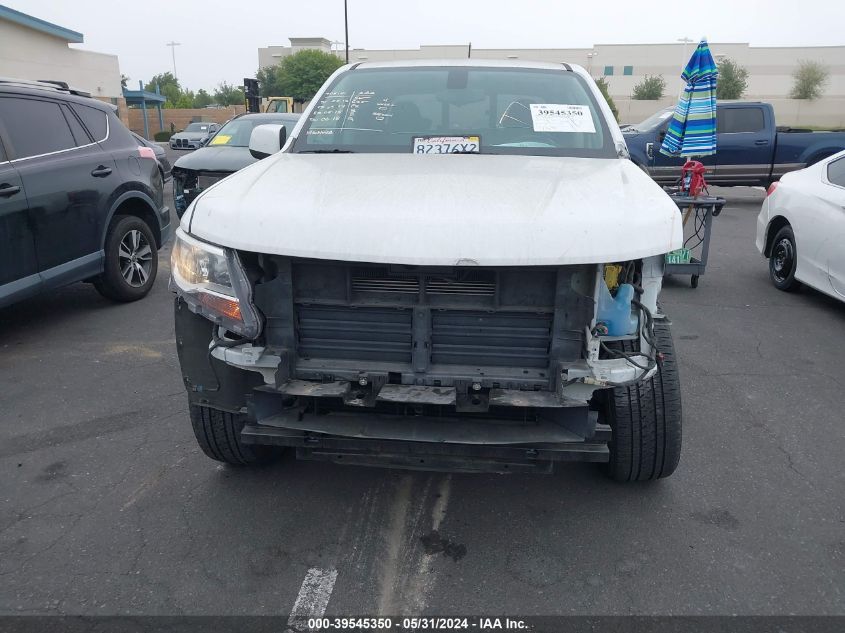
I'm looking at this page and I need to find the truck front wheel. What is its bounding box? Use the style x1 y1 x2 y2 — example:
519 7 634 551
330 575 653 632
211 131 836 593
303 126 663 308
601 317 683 482
189 405 271 466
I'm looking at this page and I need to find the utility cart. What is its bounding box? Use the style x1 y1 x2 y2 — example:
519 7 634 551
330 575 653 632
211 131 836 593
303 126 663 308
664 194 726 288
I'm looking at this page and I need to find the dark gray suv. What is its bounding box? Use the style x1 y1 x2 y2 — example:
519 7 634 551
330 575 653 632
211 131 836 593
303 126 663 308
0 78 171 308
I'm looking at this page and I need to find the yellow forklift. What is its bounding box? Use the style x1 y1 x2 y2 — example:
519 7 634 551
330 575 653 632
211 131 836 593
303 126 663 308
263 96 294 113
244 78 294 114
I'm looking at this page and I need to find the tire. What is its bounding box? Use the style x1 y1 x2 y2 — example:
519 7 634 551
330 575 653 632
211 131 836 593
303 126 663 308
189 404 271 466
768 225 801 292
602 317 682 482
94 215 158 302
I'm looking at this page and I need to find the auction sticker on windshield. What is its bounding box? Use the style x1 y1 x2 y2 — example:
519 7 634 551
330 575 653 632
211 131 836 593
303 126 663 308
530 104 596 133
209 135 232 146
413 136 480 154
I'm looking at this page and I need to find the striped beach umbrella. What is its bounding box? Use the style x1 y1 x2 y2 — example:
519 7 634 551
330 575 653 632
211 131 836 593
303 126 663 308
660 39 718 157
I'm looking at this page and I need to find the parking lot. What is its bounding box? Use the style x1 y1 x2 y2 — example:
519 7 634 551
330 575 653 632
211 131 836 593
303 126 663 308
1 147 843 616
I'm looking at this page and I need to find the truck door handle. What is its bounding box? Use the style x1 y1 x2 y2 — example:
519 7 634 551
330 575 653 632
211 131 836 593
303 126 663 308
0 183 21 197
91 166 112 177
754 140 769 146
646 142 654 159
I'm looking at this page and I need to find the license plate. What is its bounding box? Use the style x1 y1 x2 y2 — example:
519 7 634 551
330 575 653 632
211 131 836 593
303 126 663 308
412 136 480 154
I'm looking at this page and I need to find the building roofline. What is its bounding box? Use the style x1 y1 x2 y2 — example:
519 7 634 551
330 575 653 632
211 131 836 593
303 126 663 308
0 4 83 43
267 39 845 53
289 37 332 45
741 44 845 50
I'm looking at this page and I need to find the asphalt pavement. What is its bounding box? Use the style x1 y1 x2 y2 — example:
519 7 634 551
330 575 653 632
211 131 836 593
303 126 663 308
1 151 843 616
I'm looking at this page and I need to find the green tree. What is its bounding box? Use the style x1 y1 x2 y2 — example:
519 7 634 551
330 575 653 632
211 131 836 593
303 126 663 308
256 65 285 98
277 49 344 104
193 88 213 108
632 75 666 100
214 81 245 106
790 60 829 100
145 72 182 106
174 90 195 109
716 58 749 100
594 77 619 122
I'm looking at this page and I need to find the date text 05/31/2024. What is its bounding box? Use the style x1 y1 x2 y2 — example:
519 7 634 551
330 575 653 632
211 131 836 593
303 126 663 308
307 617 530 630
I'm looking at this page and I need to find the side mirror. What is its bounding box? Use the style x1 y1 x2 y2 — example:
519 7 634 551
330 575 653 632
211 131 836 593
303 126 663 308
249 124 287 160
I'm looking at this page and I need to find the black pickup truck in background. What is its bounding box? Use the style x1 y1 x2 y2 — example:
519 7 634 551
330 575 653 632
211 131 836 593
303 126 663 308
622 102 845 187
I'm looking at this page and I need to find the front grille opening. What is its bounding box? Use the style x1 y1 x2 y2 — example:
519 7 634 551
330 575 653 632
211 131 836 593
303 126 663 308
350 266 498 299
426 271 496 297
351 266 419 294
281 260 581 373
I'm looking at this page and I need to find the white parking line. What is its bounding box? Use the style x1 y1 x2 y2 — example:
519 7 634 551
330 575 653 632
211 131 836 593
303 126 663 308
287 567 338 630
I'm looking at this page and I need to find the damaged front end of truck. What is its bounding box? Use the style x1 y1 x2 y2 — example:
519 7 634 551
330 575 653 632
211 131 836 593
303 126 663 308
172 230 673 475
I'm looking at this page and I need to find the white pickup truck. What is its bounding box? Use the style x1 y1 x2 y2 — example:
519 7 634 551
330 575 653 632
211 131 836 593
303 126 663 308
171 60 684 481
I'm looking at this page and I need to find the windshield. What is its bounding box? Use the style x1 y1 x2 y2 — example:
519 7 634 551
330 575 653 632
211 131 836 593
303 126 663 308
293 66 615 157
184 123 210 133
627 108 675 133
207 118 289 147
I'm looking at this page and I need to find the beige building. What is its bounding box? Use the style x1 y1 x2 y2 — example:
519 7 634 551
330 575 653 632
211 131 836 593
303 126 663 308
260 39 845 99
0 4 122 98
259 38 845 126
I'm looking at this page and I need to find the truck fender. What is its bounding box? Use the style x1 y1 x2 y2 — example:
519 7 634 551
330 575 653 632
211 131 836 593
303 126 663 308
801 147 841 167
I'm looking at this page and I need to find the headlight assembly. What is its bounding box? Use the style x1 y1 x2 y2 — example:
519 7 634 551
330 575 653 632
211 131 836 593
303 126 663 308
170 228 261 339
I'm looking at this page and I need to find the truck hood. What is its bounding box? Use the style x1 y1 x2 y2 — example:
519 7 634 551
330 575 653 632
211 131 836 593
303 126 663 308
173 146 254 173
186 153 682 266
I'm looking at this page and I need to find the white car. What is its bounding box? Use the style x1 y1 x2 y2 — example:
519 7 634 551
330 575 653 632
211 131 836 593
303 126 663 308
756 149 845 301
170 60 685 481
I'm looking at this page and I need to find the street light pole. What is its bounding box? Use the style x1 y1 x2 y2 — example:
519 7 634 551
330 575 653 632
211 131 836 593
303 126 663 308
677 37 693 65
676 37 694 97
344 0 349 64
166 41 181 79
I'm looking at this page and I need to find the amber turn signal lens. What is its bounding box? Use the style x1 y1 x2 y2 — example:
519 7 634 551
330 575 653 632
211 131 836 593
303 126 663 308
198 293 242 321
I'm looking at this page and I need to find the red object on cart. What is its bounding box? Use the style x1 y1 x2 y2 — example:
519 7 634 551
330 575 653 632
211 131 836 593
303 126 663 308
680 160 708 197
